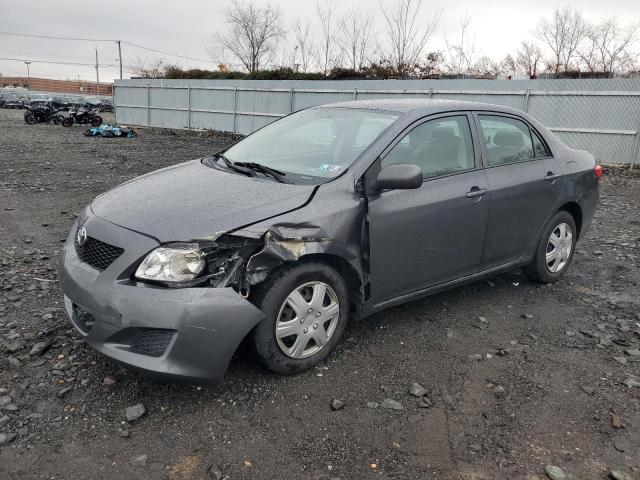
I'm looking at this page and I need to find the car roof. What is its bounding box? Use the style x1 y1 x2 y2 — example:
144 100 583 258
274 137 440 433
316 98 523 116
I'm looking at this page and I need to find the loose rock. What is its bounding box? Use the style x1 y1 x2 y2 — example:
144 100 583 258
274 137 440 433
545 465 567 480
0 432 17 446
125 404 146 422
130 454 148 467
330 398 345 411
29 341 51 357
409 383 428 397
380 398 404 410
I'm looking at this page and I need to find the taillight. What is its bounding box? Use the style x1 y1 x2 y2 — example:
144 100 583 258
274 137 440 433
594 164 603 179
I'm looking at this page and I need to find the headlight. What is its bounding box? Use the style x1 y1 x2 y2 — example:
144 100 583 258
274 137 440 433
135 244 205 283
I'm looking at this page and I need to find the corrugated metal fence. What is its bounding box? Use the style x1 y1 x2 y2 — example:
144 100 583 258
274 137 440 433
114 78 640 165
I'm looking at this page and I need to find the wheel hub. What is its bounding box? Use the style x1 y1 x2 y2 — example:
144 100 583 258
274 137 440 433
275 281 340 359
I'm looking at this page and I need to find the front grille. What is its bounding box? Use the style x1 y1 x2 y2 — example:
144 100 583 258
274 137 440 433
74 228 124 271
130 330 175 357
73 305 96 335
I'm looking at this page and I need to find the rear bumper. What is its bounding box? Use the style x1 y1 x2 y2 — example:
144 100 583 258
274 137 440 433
59 209 265 384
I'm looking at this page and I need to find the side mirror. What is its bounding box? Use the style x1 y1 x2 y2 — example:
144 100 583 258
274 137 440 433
375 164 423 190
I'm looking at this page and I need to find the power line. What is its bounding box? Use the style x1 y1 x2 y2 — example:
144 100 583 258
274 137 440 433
0 31 116 42
0 31 212 64
0 56 121 67
121 41 211 63
0 49 97 61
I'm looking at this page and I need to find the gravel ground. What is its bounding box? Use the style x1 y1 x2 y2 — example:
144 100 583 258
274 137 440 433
0 107 639 480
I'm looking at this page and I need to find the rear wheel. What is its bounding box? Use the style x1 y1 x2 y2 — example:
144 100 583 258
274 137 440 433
524 211 577 284
253 262 349 374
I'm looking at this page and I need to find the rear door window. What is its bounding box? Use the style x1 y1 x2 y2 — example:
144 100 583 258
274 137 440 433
478 115 535 166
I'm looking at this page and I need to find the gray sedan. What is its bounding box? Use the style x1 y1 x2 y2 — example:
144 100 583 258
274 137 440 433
59 99 601 383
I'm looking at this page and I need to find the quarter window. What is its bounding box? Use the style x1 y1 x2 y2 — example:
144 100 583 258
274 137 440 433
479 115 535 166
382 115 475 179
532 130 551 158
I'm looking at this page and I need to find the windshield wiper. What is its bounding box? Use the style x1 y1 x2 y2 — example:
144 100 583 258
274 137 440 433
213 153 257 177
233 162 288 183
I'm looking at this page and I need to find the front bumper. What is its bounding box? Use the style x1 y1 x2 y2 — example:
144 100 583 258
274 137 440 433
58 208 265 384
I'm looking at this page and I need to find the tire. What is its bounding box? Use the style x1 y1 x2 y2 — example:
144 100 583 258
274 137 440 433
53 116 61 125
24 113 37 125
253 262 349 375
523 210 577 284
61 117 74 127
90 115 102 127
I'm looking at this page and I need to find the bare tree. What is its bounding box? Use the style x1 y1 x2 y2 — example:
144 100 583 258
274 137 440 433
444 16 477 75
337 1 375 71
290 20 317 72
472 56 503 77
128 57 166 78
516 41 544 77
380 0 443 76
315 0 341 75
500 54 517 77
215 0 284 73
579 18 639 74
535 6 587 74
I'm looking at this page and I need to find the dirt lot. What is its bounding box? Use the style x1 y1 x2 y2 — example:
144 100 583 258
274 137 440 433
0 107 639 480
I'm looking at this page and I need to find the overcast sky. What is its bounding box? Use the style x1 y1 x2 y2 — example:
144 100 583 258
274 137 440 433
0 0 638 82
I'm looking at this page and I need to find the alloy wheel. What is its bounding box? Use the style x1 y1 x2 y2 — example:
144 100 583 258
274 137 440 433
546 222 573 273
275 281 340 359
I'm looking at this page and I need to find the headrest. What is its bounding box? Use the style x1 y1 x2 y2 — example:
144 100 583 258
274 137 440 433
493 130 524 147
431 127 457 142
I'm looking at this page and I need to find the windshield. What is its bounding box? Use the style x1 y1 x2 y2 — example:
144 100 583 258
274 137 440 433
223 108 398 183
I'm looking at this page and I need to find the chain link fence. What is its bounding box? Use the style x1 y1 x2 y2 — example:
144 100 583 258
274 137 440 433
114 78 640 166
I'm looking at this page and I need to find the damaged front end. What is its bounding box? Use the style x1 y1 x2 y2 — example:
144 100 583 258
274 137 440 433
136 218 366 310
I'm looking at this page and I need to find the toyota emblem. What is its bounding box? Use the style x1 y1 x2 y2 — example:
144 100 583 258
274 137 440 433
77 226 88 246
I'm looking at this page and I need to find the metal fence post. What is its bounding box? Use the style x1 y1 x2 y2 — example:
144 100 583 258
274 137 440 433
429 88 434 99
353 88 358 100
289 87 295 113
113 83 117 124
187 86 191 130
232 87 238 133
631 129 640 170
524 88 531 112
146 85 150 127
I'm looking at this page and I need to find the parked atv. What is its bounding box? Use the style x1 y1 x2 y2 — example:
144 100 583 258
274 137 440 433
68 106 102 127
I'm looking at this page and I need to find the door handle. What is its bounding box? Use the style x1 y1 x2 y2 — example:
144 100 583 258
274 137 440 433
544 172 560 182
466 187 488 199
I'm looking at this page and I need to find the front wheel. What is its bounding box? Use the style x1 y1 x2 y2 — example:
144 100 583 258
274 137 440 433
90 115 102 127
61 117 74 127
24 113 37 125
253 262 349 374
524 211 577 284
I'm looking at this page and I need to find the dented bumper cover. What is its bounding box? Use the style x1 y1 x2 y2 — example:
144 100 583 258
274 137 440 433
59 211 265 384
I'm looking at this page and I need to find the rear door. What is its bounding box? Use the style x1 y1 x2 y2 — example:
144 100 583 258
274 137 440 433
367 113 490 302
475 113 564 270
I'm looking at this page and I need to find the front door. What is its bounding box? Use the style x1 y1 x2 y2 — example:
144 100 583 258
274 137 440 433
475 113 564 270
367 113 490 303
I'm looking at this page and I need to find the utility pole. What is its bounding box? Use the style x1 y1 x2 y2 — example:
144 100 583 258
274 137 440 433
95 47 100 95
116 40 123 79
24 61 31 79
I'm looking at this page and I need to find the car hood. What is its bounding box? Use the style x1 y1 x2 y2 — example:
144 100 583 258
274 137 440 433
90 159 315 242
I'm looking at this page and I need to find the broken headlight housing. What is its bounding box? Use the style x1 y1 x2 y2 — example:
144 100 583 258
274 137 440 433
135 244 206 283
134 238 261 289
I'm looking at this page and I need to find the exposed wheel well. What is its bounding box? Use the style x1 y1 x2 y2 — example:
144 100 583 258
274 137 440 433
558 202 583 238
296 254 363 310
